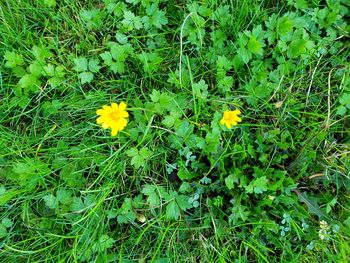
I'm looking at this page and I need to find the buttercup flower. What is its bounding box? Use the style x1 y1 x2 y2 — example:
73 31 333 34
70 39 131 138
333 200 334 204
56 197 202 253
220 110 242 128
96 102 129 136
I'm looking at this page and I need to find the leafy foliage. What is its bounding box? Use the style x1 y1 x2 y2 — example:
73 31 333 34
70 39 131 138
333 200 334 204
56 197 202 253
0 0 349 262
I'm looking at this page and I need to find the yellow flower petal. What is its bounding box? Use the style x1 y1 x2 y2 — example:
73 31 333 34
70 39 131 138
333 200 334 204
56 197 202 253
96 109 105 115
111 128 118 136
96 102 129 136
119 102 127 111
220 109 242 129
111 103 119 110
96 116 103 124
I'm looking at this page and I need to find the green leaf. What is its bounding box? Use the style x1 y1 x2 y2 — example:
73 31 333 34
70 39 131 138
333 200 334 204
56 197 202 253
60 163 85 188
143 3 168 29
288 39 314 58
217 56 232 71
116 33 128 44
126 147 139 157
131 155 144 169
246 176 268 194
177 166 197 180
13 159 50 190
2 218 13 228
4 51 24 68
247 36 263 55
294 190 331 220
162 115 175 128
117 198 136 224
44 64 55 76
18 74 41 93
204 127 221 154
100 52 113 65
70 197 85 212
175 120 194 138
0 189 23 205
93 235 115 252
56 189 73 205
140 147 152 159
336 105 347 116
339 93 350 108
225 174 238 190
29 61 45 77
79 72 94 84
218 76 233 93
192 79 208 100
88 58 101 73
42 0 56 7
0 224 7 238
277 16 294 36
237 47 251 64
176 195 191 211
43 194 58 209
32 45 50 62
326 197 337 214
141 185 160 206
166 200 181 220
122 10 143 30
137 52 163 73
110 61 125 74
73 57 88 72
127 148 151 169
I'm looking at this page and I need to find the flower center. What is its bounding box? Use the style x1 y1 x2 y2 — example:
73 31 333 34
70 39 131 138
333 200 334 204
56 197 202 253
110 110 121 121
224 112 233 121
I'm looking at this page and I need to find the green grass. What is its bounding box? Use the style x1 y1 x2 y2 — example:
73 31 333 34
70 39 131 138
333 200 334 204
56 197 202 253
1 0 350 262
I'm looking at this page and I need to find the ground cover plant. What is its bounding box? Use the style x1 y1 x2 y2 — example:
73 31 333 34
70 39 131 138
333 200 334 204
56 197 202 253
0 0 349 262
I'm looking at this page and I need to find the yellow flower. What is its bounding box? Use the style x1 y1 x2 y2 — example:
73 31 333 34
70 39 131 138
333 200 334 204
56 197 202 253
96 102 129 136
220 110 242 128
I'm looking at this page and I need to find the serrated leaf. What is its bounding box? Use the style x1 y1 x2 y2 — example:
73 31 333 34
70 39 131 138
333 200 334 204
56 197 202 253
43 0 56 7
110 61 125 73
277 16 294 35
294 190 331 220
248 36 263 55
122 10 143 30
166 200 181 220
2 218 13 228
29 61 45 77
73 57 88 72
176 195 191 211
4 51 24 68
288 39 314 58
100 52 113 65
237 47 251 64
143 3 168 29
131 155 143 169
192 79 208 100
56 189 73 205
79 71 94 84
93 235 115 252
126 147 138 157
88 58 101 73
141 185 160 206
246 176 268 194
0 224 7 238
175 120 193 138
32 46 50 62
162 115 175 128
140 147 152 159
150 89 161 102
225 174 238 190
43 194 58 209
60 164 85 188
